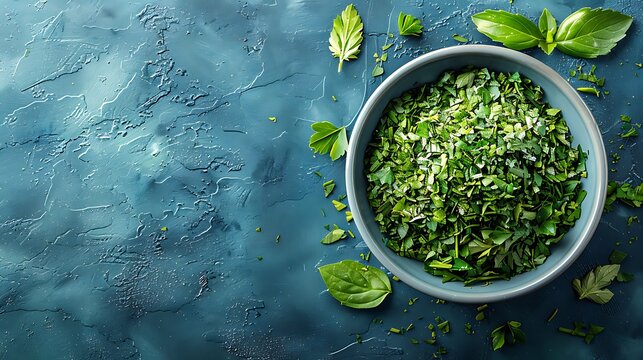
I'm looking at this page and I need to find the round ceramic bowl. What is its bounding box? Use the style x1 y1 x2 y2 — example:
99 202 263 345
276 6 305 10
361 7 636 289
346 45 607 303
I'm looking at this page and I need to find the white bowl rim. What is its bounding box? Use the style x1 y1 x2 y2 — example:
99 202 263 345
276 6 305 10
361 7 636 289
345 45 607 303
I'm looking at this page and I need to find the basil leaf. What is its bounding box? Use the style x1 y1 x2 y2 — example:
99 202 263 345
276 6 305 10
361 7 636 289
320 225 348 244
398 12 423 36
538 8 557 54
309 121 348 161
554 8 633 58
471 10 544 50
318 260 392 309
329 4 364 72
538 8 557 42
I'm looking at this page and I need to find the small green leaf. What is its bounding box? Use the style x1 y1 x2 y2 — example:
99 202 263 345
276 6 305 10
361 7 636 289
398 12 423 36
309 121 349 161
573 264 620 304
332 200 347 211
577 87 600 97
372 65 384 77
329 4 364 72
320 225 348 244
323 180 336 198
318 260 392 309
452 34 468 43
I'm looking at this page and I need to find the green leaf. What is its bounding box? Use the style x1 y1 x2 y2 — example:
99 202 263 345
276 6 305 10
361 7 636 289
329 4 364 72
320 225 348 244
452 34 468 43
398 12 423 36
323 180 336 198
372 65 384 77
309 121 349 161
332 200 347 211
608 249 627 264
374 167 394 185
318 260 392 309
538 8 557 43
455 71 475 88
554 8 633 58
573 264 620 304
471 10 544 50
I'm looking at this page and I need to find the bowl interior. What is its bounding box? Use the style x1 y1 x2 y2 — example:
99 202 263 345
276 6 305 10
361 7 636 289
346 46 607 303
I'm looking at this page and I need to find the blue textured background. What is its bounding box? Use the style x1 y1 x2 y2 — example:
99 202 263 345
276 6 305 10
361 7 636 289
0 0 640 359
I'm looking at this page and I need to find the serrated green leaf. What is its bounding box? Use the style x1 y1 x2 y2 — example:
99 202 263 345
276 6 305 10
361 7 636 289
318 260 392 309
398 12 423 36
573 264 620 304
309 121 348 161
471 10 544 50
554 8 633 58
329 4 364 72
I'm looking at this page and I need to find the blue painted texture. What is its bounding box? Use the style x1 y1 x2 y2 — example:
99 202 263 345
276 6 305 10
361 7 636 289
0 0 640 359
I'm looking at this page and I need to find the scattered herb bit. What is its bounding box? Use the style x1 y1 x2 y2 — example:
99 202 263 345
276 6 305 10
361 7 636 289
360 251 371 262
255 227 262 232
338 194 347 201
433 346 448 358
435 299 445 304
332 200 347 211
475 312 485 321
605 181 643 210
569 69 577 77
558 322 604 344
319 260 392 309
465 322 474 334
627 216 639 225
320 224 348 244
323 224 331 231
323 180 336 197
347 230 355 238
572 264 620 304
410 338 420 345
406 323 415 332
392 275 400 281
636 63 642 68
268 116 277 122
608 249 627 264
380 53 388 62
618 118 640 138
616 272 634 282
577 87 600 96
437 319 450 334
491 321 525 351
372 65 384 77
382 43 393 51
160 226 168 231
331 95 337 102
275 234 281 243
313 171 323 178
610 152 620 164
257 256 263 261
547 308 559 322
471 8 633 58
477 304 489 312
355 333 362 343
365 68 587 284
398 12 423 36
309 121 348 161
321 208 326 217
389 327 402 334
424 338 437 345
408 297 418 306
345 211 353 223
452 34 468 43
329 4 364 72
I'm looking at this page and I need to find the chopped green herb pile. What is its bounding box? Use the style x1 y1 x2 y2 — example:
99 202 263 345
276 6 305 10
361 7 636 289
365 68 588 284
